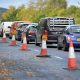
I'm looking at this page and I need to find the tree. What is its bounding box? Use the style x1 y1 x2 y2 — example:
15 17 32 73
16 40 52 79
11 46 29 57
2 6 17 21
1 0 80 24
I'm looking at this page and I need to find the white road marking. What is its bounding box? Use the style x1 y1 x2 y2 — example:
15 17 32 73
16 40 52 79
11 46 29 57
54 56 63 60
34 49 39 52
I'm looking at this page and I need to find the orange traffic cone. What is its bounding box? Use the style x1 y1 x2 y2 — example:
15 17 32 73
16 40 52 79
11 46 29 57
37 35 50 57
10 35 16 46
21 33 28 51
68 40 77 69
2 31 7 43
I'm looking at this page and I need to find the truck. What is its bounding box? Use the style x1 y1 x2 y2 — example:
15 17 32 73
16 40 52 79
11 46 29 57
35 17 75 46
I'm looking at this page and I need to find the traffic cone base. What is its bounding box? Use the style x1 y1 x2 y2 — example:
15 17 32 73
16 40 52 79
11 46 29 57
2 38 7 43
68 58 77 69
36 35 50 58
10 40 16 46
21 33 28 51
67 40 78 69
21 43 28 51
37 49 50 57
63 40 80 70
2 32 7 43
10 35 17 46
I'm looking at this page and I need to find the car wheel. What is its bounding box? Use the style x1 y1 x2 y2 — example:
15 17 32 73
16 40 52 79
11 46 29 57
9 36 12 39
21 40 23 43
35 37 39 46
62 42 68 51
57 42 62 50
35 40 38 46
27 41 29 44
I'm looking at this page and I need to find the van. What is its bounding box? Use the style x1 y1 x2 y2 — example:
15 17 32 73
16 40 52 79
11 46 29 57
1 21 13 36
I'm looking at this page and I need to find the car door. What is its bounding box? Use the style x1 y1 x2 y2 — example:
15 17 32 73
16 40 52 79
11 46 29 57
62 28 70 47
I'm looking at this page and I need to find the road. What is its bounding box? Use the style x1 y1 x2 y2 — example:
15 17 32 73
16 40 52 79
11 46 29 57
0 38 80 80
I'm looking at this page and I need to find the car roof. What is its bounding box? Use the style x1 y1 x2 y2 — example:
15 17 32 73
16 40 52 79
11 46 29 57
27 23 38 27
31 23 38 25
19 23 31 25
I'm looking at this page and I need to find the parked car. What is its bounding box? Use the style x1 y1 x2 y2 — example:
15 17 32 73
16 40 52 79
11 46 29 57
21 23 38 43
9 21 31 39
16 23 31 41
57 25 80 51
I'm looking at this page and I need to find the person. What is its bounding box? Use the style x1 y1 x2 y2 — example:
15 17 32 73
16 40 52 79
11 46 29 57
11 23 17 35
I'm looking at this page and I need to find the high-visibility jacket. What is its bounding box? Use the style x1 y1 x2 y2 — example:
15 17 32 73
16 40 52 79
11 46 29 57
11 24 17 35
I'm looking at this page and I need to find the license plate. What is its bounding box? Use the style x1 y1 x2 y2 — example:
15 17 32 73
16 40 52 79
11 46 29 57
28 35 32 36
6 31 9 32
77 38 80 41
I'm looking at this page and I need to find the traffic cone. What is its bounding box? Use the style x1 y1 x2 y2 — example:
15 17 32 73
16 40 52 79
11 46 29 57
68 40 77 69
10 35 16 46
21 33 28 51
2 31 7 43
37 35 50 57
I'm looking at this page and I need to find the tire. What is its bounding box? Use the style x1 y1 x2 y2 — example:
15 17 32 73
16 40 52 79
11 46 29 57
35 37 39 46
21 40 23 43
9 36 12 39
62 42 68 51
35 40 39 46
27 41 29 44
57 42 62 50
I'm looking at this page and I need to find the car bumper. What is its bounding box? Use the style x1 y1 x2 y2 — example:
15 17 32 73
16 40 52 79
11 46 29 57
27 35 35 42
47 35 58 43
66 42 80 48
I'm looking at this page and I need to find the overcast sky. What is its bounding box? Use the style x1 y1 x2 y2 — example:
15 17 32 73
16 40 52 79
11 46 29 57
0 0 80 8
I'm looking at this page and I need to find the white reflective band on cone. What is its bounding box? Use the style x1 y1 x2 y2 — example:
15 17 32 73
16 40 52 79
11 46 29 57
42 40 47 49
69 47 76 58
3 33 6 38
12 35 15 41
23 37 27 44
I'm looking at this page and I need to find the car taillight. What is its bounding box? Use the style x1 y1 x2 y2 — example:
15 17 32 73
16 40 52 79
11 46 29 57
28 31 35 34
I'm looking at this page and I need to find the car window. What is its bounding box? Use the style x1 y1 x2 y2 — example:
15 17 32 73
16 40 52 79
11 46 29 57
70 27 80 33
29 26 37 31
19 24 29 28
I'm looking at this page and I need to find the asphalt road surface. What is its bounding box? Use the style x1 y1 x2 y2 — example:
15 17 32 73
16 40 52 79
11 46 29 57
0 38 80 80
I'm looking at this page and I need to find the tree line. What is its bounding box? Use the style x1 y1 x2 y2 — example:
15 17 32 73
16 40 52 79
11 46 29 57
1 0 80 24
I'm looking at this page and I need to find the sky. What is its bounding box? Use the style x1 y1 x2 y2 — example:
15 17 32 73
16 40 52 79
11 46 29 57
67 0 80 7
0 0 80 9
0 0 29 8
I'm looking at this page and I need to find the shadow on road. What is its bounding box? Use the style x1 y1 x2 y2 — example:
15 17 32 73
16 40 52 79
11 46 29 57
75 49 80 52
47 46 57 48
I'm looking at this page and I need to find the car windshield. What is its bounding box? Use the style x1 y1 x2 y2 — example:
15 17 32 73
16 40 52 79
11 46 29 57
20 24 29 28
70 26 80 33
